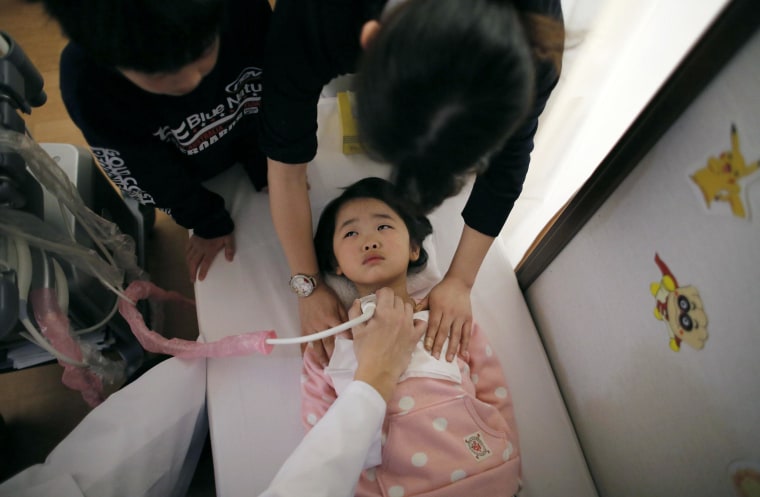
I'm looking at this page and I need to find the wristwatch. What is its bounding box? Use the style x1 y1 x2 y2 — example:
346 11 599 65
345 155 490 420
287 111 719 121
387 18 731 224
289 273 318 297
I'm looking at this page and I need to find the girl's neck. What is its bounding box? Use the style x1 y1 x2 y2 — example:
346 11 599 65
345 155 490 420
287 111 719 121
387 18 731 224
355 281 413 306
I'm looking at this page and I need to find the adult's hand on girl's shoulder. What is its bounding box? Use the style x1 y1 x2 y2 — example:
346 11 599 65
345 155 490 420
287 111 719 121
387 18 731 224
426 276 473 362
298 285 348 366
187 233 235 282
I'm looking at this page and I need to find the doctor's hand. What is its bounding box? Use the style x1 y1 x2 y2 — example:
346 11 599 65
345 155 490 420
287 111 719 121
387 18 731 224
187 233 235 282
351 288 427 402
425 275 473 362
299 285 348 366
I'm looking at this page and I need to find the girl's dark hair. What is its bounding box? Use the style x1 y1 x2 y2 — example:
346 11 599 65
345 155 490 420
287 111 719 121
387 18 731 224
356 0 562 213
314 177 433 276
40 0 225 73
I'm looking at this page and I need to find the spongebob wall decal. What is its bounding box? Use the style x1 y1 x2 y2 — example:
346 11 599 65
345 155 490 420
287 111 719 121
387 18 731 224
649 253 708 352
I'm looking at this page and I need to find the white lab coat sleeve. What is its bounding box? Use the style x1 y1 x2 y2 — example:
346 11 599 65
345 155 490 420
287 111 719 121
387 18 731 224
260 381 386 497
0 357 207 497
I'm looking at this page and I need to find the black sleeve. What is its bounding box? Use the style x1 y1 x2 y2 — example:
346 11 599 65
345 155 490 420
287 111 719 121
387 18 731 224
259 0 364 164
87 136 235 239
461 59 560 238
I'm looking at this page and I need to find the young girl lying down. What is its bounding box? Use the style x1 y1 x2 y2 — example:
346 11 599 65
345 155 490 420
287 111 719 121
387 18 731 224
302 177 520 497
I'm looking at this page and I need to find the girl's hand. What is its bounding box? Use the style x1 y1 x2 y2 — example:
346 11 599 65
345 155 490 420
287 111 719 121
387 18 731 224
187 233 235 282
425 275 473 361
299 285 348 366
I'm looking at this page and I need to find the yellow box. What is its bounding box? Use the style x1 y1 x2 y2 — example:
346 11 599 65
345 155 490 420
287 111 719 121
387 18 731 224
337 91 364 155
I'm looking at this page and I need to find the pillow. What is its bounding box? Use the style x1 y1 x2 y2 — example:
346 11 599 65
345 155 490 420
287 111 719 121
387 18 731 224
323 238 442 308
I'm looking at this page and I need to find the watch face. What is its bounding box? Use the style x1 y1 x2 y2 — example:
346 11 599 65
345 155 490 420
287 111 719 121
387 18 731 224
290 274 315 297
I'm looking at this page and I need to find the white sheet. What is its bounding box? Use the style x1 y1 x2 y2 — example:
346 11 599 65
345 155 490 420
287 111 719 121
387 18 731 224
196 98 598 497
0 357 207 497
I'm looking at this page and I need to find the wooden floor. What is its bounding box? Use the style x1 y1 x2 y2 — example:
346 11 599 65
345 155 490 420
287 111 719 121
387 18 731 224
1 0 213 493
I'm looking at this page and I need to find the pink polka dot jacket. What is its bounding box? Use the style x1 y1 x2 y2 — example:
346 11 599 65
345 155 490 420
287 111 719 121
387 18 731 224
301 322 520 497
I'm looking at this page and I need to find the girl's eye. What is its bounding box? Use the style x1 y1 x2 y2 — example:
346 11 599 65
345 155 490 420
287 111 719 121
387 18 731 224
343 230 358 238
378 224 393 231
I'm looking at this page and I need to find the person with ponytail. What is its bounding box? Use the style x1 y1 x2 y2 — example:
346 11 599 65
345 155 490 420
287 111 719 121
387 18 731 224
262 0 564 366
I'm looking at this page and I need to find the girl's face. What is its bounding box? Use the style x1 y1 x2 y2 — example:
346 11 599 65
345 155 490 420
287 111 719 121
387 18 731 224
332 198 420 294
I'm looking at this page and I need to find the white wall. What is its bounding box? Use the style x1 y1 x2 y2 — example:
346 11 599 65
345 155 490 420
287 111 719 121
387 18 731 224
524 28 760 497
501 0 731 266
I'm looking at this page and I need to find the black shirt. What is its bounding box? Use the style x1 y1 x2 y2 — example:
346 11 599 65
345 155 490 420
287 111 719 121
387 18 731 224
60 0 271 238
260 0 563 238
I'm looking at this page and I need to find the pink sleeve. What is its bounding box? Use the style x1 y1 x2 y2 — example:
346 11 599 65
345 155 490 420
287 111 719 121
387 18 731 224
300 348 338 433
466 322 520 455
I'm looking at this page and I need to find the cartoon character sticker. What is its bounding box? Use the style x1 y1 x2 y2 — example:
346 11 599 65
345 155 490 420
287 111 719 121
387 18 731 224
691 124 759 219
649 253 708 351
729 460 760 497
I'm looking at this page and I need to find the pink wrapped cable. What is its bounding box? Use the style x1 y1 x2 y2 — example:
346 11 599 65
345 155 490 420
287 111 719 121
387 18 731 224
119 280 276 358
29 288 107 407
